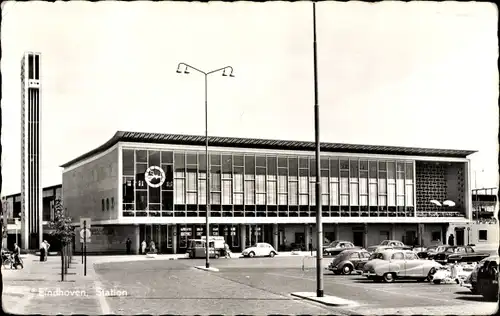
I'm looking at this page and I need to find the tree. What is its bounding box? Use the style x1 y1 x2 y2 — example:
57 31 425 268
48 198 75 281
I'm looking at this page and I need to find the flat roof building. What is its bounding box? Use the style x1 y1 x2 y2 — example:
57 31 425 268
60 131 477 254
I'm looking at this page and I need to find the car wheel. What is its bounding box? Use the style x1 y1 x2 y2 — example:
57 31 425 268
269 251 275 258
341 265 353 275
214 254 219 259
426 267 437 282
383 272 395 283
248 251 255 258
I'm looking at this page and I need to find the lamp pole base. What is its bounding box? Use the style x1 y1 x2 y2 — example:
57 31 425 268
317 289 324 297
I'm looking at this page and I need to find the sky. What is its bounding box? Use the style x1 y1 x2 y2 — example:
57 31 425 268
1 1 498 196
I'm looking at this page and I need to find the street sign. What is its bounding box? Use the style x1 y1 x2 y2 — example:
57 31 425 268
80 228 91 243
80 217 91 229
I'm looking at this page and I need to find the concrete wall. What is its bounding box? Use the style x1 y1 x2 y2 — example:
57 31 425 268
445 162 466 211
75 225 136 254
63 149 119 222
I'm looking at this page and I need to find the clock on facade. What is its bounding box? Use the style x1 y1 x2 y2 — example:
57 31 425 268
144 166 166 188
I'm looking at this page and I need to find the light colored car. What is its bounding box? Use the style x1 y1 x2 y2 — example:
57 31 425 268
362 249 442 283
242 243 278 258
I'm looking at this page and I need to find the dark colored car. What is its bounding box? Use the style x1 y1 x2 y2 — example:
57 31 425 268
323 241 358 257
476 256 499 301
417 245 449 259
433 246 490 264
328 249 371 275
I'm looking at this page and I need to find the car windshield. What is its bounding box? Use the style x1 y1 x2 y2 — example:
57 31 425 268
328 241 340 247
444 247 456 253
380 240 390 246
435 246 447 252
369 253 384 260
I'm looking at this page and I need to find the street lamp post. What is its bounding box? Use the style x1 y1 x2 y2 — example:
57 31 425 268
312 1 324 298
176 62 234 269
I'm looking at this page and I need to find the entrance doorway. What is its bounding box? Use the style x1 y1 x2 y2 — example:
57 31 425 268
353 231 364 247
456 229 465 246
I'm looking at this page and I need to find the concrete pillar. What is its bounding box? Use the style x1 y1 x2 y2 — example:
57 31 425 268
363 223 368 249
172 225 177 254
334 223 339 241
391 223 396 240
158 225 162 253
305 224 311 251
240 224 246 252
134 225 140 255
272 224 278 250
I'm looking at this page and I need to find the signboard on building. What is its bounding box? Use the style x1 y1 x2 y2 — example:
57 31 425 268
80 217 91 229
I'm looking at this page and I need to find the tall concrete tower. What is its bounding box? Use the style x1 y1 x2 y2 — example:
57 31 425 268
20 52 42 250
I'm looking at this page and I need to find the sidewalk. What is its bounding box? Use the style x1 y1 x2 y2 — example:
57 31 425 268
3 254 102 315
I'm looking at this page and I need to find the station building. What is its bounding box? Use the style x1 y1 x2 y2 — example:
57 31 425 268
58 131 478 254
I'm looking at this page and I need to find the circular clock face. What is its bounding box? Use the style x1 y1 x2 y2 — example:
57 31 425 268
144 166 166 188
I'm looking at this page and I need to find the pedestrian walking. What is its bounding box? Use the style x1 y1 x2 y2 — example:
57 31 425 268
141 240 147 254
224 243 231 258
44 240 50 261
126 238 132 255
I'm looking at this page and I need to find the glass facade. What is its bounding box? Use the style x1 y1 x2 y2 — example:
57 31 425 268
122 148 419 218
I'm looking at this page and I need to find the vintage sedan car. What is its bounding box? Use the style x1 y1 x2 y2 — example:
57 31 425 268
366 240 412 253
417 245 449 260
433 246 490 264
362 249 442 283
328 249 371 275
476 255 499 301
323 241 359 257
241 243 278 258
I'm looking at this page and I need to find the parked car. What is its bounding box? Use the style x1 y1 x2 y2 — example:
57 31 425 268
476 255 499 301
362 249 441 283
433 246 490 265
327 249 371 275
417 245 449 260
323 241 358 257
462 257 493 294
367 240 412 253
355 252 384 273
241 243 278 258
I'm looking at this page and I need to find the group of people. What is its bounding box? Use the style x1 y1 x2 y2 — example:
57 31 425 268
124 238 157 255
124 237 233 258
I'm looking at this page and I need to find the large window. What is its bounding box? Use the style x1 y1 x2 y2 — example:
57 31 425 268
121 148 416 218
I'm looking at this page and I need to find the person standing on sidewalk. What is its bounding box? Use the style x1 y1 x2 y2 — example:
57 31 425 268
44 241 50 261
126 238 132 255
39 240 46 262
141 240 147 254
